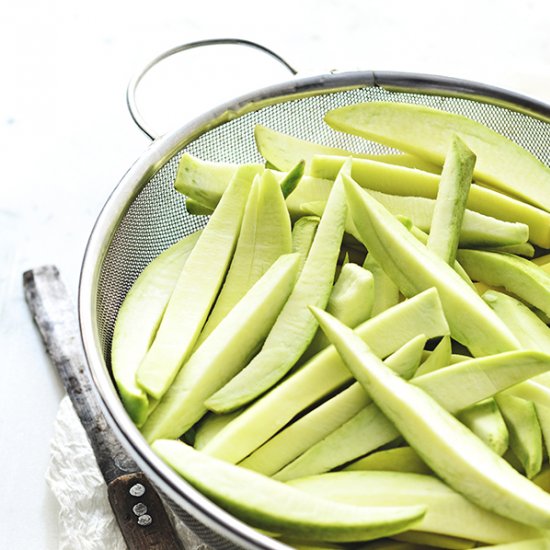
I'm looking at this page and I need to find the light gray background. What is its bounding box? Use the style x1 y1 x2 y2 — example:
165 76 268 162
2 0 549 547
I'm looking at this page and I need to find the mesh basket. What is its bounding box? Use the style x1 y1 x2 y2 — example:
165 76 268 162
79 69 550 549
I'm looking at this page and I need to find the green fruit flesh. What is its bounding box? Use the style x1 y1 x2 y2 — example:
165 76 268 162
152 440 426 542
201 289 449 464
140 253 300 442
312 306 550 530
205 163 349 413
136 165 258 399
290 471 543 544
344 175 520 357
324 101 550 212
111 230 201 425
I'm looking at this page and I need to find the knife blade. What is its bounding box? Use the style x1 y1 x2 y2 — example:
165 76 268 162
23 264 183 550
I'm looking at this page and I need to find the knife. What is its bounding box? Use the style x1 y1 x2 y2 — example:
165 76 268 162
23 264 183 550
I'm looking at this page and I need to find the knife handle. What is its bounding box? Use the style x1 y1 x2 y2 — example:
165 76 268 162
108 472 183 549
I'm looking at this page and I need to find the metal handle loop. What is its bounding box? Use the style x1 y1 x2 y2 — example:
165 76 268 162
126 38 298 140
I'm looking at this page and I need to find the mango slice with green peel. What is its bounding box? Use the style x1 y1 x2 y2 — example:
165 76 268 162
344 175 521 356
275 348 550 481
240 335 426 477
426 135 476 265
279 159 305 198
343 447 431 475
205 161 350 413
140 253 300 442
415 336 452 377
458 249 550 317
289 472 543 544
496 393 543 479
487 242 535 258
253 124 439 173
185 198 214 216
195 170 292 345
457 398 509 456
202 288 449 464
534 404 550 458
311 306 550 530
136 165 257 399
311 154 550 248
153 440 427 542
304 263 374 360
324 101 550 212
111 230 201 426
363 254 400 316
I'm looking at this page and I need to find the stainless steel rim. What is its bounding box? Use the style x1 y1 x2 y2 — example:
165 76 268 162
79 69 550 549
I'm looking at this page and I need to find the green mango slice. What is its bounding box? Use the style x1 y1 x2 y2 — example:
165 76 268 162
289 471 543 545
344 174 520 357
140 253 300 442
254 124 439 173
206 161 350 413
136 164 256 399
343 446 431 475
201 288 449 464
311 306 550 530
426 135 476 265
195 169 292 345
111 230 201 426
311 154 550 248
152 440 426 542
324 101 550 212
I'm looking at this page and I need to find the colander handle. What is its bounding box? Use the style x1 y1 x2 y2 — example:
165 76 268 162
126 38 298 140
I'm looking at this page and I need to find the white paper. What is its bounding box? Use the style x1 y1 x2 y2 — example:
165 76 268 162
47 396 207 549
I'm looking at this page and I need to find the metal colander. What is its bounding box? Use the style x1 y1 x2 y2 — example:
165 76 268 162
79 40 550 550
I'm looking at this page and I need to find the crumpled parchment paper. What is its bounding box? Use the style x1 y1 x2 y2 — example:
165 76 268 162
47 395 206 550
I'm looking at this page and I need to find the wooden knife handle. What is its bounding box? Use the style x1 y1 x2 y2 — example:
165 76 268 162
108 471 183 549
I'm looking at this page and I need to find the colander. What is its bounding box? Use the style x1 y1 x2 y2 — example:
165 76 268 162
78 38 550 549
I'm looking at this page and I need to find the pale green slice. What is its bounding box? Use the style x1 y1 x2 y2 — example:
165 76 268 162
292 215 320 274
152 440 426 542
535 404 550 458
304 263 374 359
324 101 550 212
175 153 263 207
240 334 426 477
185 198 214 216
391 532 475 549
201 288 449 464
253 124 439 173
363 254 400 316
458 398 509 456
311 306 550 530
275 349 550 481
458 249 550 317
206 162 349 413
487 242 535 258
496 393 543 479
195 170 292 345
415 336 451 377
344 174 520 357
140 253 300 442
136 165 256 399
370 191 528 248
194 411 241 450
426 135 476 265
476 539 550 549
311 154 550 248
343 447 431 475
111 230 201 426
289 471 543 544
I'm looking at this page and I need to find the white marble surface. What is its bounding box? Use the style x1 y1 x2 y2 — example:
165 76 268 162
2 0 549 547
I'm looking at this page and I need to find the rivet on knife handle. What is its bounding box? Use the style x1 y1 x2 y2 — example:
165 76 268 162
23 265 183 550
